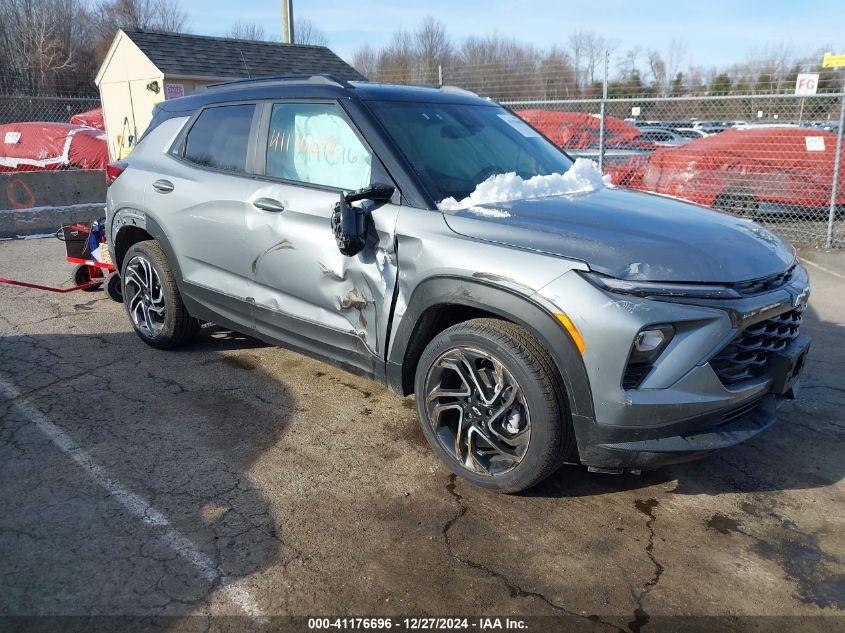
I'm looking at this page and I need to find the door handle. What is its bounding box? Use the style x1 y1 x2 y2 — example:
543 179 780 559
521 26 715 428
253 197 286 213
152 179 174 193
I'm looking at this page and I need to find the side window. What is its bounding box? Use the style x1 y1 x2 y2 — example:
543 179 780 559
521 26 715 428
184 104 255 173
265 103 372 190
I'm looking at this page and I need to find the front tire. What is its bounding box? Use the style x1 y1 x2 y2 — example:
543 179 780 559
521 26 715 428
414 318 573 493
121 240 200 349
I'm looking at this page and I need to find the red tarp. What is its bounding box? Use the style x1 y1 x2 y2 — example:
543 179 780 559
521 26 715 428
69 107 105 130
637 127 845 207
0 122 108 172
515 109 652 150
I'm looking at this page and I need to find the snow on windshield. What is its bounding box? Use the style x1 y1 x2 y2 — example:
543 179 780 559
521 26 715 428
437 158 612 211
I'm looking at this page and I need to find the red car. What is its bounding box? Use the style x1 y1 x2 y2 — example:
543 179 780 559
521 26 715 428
515 109 655 190
515 109 652 150
0 122 108 172
636 127 845 218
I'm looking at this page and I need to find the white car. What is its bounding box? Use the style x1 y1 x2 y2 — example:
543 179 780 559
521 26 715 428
633 127 690 147
672 127 709 139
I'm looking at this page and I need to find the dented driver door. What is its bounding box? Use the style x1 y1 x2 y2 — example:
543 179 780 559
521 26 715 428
245 101 400 375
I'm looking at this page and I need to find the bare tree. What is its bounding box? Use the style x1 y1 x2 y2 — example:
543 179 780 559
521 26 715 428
376 29 415 84
295 17 328 46
665 38 687 87
616 47 641 80
583 31 613 84
415 16 450 84
228 21 268 41
156 0 188 31
567 31 586 89
0 0 88 93
87 0 187 64
352 44 377 79
539 46 575 98
646 49 667 92
91 0 187 34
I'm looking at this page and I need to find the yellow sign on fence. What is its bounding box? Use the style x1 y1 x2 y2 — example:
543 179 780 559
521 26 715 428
822 52 845 68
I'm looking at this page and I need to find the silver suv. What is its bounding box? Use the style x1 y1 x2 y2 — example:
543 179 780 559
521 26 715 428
106 75 811 493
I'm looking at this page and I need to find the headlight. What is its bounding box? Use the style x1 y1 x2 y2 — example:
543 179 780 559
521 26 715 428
579 271 742 300
623 325 675 389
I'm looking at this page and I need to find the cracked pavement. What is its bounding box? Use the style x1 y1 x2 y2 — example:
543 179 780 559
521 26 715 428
1 239 844 630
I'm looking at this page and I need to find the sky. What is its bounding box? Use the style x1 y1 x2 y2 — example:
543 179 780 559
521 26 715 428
179 0 844 70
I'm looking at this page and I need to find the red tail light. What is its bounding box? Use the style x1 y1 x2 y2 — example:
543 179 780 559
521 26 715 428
106 161 128 185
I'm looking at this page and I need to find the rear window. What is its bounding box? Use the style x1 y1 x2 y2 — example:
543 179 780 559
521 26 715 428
184 104 255 173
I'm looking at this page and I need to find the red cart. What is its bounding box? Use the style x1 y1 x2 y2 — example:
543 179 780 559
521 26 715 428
0 223 123 302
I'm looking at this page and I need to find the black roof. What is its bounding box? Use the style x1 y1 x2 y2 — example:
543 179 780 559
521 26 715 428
122 29 366 81
156 75 490 113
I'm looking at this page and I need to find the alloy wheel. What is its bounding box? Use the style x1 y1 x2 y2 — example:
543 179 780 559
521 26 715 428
124 255 166 337
424 347 531 476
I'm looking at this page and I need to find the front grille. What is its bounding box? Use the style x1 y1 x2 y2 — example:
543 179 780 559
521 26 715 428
731 265 795 296
710 306 804 386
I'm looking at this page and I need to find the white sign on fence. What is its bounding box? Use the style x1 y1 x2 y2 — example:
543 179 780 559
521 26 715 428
805 136 826 152
631 106 641 116
795 73 819 96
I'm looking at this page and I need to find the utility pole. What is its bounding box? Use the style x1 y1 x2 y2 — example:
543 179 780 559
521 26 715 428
598 49 609 172
282 0 294 44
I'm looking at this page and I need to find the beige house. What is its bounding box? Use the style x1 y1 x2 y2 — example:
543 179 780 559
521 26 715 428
95 29 365 160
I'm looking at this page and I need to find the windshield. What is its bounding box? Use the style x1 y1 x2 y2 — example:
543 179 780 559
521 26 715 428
366 101 574 203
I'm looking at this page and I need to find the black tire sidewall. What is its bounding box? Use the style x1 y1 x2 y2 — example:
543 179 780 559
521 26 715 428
121 242 182 348
106 273 123 303
414 325 562 493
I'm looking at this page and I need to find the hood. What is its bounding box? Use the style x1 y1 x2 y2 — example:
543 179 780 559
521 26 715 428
441 187 795 283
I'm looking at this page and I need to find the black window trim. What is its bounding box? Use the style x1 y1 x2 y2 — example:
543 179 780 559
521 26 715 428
168 100 262 177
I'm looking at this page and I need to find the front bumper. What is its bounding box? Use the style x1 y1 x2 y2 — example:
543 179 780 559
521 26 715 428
536 265 811 472
573 391 788 471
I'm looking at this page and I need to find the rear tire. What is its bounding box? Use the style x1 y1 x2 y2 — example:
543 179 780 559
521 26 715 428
121 240 199 349
414 318 573 493
714 188 758 219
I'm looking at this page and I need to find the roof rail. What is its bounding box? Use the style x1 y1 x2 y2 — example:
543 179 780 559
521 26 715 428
439 85 478 97
203 73 356 91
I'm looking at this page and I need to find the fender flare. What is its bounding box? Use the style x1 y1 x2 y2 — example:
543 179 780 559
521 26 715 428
387 276 595 421
111 210 184 288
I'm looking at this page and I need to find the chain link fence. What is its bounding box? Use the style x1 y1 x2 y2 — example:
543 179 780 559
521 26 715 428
501 93 845 248
0 94 101 125
1 85 844 247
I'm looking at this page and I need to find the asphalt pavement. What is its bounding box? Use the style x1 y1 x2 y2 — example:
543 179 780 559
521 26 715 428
1 237 844 632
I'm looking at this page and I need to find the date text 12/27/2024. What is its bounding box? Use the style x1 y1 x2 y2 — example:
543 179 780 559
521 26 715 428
307 618 529 630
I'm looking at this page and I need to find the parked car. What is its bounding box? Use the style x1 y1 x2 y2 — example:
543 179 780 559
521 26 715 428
672 127 709 139
637 127 845 218
106 75 811 492
516 109 656 181
515 109 654 152
632 127 691 147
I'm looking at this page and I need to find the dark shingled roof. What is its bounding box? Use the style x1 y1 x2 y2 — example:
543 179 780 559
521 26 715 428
123 29 366 81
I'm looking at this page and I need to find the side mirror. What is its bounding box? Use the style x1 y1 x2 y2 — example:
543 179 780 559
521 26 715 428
331 183 395 257
344 182 395 204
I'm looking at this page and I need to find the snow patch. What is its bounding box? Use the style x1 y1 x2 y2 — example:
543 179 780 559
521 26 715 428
438 158 612 211
465 206 511 218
